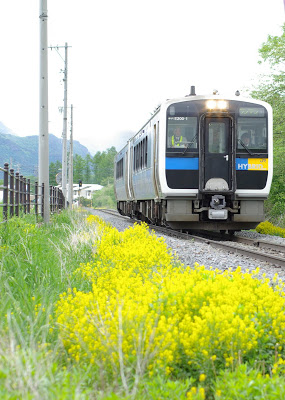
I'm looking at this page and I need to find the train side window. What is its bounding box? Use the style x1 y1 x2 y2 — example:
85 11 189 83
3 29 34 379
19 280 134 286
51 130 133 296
140 141 142 169
141 141 143 168
142 138 145 168
134 138 148 171
135 144 139 171
116 158 123 179
145 136 148 167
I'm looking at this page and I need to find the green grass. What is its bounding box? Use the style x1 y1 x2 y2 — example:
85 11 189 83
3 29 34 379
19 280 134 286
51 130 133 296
92 184 116 209
1 210 285 399
0 210 97 399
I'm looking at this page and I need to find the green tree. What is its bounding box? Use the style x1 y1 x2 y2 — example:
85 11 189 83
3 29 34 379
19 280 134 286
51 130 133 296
92 147 116 185
49 160 62 186
250 24 285 224
84 153 93 183
73 154 85 184
92 184 116 209
251 23 285 135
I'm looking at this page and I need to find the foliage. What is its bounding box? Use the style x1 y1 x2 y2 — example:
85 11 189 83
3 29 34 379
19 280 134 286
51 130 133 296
214 364 285 399
265 136 285 225
256 220 285 238
49 147 117 188
258 24 285 67
56 216 285 398
136 376 194 400
251 23 285 135
265 163 285 224
70 147 116 186
0 349 93 399
2 212 285 398
79 196 92 207
92 184 116 209
250 24 285 222
0 210 104 398
49 160 62 186
73 154 86 184
85 153 93 183
92 147 117 185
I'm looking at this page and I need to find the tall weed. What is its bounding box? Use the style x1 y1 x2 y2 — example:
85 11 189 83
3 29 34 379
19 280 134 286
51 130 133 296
0 210 97 398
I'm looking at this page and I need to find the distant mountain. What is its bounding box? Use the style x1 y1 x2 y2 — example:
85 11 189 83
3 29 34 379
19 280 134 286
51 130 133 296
0 131 89 176
0 121 15 136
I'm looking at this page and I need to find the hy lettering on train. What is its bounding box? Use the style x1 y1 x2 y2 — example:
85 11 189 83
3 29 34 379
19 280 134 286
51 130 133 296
236 158 268 171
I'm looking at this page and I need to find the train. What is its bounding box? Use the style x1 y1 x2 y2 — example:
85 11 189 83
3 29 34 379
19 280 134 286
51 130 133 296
114 87 273 233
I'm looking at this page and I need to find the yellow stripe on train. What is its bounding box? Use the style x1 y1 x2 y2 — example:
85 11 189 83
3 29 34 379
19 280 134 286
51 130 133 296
248 158 268 171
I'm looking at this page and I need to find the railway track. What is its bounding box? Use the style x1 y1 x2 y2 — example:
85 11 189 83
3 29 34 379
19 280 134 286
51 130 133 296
95 209 285 268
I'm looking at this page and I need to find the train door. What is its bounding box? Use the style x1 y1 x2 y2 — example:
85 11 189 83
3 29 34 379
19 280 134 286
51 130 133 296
153 123 160 199
125 142 134 200
201 117 233 191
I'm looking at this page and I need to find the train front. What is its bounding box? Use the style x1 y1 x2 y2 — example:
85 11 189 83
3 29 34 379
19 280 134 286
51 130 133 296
162 95 273 232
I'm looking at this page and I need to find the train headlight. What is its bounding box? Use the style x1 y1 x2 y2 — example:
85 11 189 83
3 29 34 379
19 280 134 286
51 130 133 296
206 100 217 109
206 100 228 110
217 100 228 110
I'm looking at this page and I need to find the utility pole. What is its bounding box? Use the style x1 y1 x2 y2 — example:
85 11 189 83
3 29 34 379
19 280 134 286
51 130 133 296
39 0 50 223
49 43 71 208
62 42 68 208
68 104 74 208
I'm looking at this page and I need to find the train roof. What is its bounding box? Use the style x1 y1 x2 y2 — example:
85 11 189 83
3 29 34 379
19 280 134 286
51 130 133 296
115 92 271 156
162 93 270 107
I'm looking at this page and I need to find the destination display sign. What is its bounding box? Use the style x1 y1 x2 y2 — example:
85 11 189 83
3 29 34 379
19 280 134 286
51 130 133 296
239 107 265 117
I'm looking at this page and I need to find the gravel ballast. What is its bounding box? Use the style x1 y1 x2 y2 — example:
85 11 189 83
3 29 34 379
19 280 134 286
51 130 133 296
90 210 285 282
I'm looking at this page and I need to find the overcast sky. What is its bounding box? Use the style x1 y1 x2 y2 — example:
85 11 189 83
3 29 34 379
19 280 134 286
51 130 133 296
0 0 284 154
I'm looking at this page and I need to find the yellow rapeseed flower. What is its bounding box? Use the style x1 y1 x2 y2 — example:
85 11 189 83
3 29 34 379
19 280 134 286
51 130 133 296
55 217 285 382
199 373 206 382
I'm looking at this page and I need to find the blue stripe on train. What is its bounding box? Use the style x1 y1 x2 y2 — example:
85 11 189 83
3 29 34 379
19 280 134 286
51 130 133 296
236 158 248 170
166 157 199 170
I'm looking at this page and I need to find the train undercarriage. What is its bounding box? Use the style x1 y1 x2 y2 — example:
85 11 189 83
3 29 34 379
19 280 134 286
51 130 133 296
117 196 265 233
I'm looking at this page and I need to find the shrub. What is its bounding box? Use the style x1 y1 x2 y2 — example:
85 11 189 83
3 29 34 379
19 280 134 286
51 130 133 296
55 217 285 397
79 196 92 207
92 184 116 209
256 220 285 237
214 364 285 399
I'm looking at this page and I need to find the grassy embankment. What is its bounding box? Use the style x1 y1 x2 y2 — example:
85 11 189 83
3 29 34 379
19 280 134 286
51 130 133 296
1 210 285 399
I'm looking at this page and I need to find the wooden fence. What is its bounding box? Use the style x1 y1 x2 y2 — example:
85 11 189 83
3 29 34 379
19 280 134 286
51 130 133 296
0 163 65 222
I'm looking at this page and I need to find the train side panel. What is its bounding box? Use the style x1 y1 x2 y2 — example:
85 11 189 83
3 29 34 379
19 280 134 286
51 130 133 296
114 144 129 202
131 116 159 201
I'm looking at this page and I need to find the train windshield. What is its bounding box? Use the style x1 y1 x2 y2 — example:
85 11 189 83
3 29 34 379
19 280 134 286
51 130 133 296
166 117 198 152
166 101 268 155
237 105 268 154
237 117 267 153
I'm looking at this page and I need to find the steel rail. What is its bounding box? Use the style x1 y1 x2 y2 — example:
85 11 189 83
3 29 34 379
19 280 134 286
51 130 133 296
94 209 285 268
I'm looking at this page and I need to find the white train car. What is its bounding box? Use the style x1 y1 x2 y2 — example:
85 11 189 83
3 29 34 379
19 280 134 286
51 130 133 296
114 87 273 233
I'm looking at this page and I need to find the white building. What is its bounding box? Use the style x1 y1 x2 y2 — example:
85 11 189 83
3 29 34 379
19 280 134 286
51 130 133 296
57 183 103 201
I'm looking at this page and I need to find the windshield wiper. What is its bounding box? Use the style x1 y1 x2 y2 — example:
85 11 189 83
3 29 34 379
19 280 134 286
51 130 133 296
238 140 265 157
182 134 198 155
238 139 252 155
